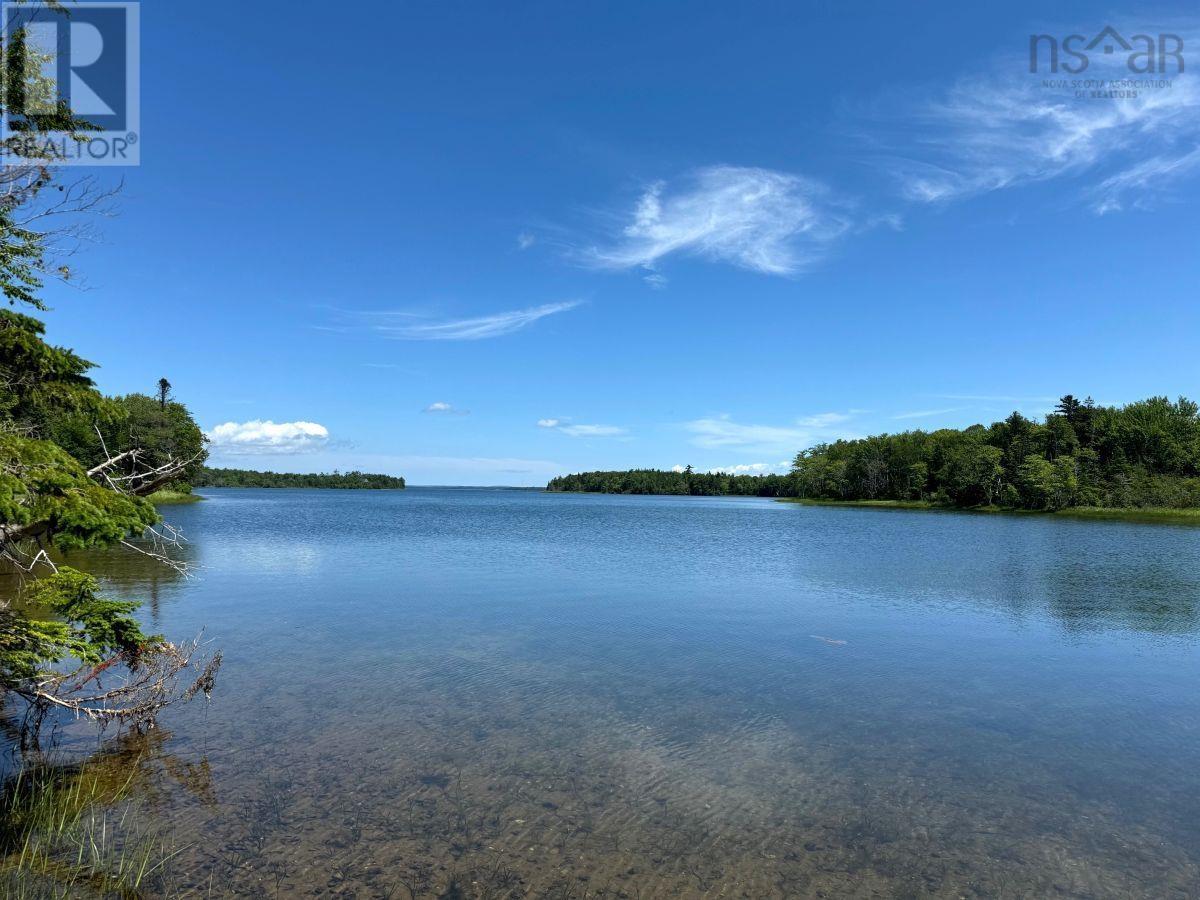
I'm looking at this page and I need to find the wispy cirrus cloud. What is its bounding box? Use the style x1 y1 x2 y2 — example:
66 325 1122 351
685 413 856 454
892 406 964 420
1090 145 1200 213
582 165 854 276
538 418 628 438
329 301 580 341
877 30 1200 211
208 420 330 455
935 393 1056 403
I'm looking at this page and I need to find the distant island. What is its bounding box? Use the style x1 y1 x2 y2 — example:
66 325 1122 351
195 467 406 489
547 395 1200 516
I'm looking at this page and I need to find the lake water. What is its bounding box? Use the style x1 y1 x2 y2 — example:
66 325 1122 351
21 488 1200 897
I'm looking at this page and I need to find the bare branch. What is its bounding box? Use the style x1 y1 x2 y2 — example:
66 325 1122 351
15 639 222 728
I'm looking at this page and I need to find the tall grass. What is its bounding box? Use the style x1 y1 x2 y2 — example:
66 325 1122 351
0 757 180 898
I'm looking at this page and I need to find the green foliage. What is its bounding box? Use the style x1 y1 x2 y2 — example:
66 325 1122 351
549 395 1200 514
57 393 209 485
1 568 150 686
0 310 115 435
546 468 793 496
0 6 206 737
194 467 405 489
791 395 1200 511
0 431 157 549
0 207 46 310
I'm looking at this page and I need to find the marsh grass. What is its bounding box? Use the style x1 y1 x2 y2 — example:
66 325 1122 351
0 757 179 898
145 489 202 505
779 497 1200 524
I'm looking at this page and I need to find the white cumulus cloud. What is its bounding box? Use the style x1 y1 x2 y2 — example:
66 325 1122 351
208 420 330 455
424 402 468 415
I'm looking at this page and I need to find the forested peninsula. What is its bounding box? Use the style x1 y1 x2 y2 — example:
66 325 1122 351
548 395 1200 514
195 467 406 489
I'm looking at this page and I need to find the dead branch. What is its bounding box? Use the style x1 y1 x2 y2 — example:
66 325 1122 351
15 639 223 732
86 447 140 477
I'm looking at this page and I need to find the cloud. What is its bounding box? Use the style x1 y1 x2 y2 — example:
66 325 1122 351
584 166 853 276
643 273 668 289
1090 146 1200 213
538 418 627 438
517 231 537 250
208 420 330 455
671 462 791 475
333 301 581 341
561 424 627 437
797 412 853 427
685 413 855 454
935 394 1056 403
424 402 468 415
892 406 964 420
880 36 1200 210
709 462 775 474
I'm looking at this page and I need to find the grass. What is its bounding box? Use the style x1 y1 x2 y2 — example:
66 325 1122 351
778 498 939 510
0 757 179 898
144 489 201 505
777 497 1200 524
1051 505 1200 524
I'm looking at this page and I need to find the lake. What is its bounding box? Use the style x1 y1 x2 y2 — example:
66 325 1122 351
27 487 1200 897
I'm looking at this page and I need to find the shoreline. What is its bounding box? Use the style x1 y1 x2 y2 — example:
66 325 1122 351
777 497 1200 524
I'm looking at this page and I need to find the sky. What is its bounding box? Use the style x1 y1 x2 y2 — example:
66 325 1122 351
37 1 1200 484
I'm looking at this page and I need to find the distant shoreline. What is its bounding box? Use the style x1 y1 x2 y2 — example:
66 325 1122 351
194 467 405 490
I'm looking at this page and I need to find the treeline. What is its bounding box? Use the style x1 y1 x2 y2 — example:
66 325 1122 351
195 467 406 489
794 395 1200 510
546 468 794 496
546 396 1200 512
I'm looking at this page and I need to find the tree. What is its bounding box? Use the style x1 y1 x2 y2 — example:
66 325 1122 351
0 6 217 738
1015 454 1056 509
1056 394 1082 423
938 441 1003 506
156 377 172 409
1 328 217 736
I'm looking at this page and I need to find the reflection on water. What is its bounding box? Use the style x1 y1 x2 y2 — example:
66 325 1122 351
12 488 1200 897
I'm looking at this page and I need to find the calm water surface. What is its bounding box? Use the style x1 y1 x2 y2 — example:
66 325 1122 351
27 488 1200 897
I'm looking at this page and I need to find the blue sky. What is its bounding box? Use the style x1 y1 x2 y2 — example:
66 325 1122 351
39 1 1200 484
